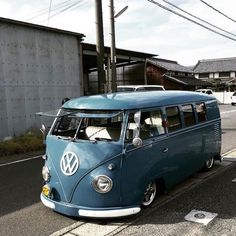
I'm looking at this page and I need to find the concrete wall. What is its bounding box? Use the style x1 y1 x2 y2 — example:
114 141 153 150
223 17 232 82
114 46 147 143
213 92 234 104
0 21 83 139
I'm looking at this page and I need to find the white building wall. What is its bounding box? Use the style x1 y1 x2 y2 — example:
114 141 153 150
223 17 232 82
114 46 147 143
213 92 234 104
209 73 214 79
214 73 219 78
230 72 235 77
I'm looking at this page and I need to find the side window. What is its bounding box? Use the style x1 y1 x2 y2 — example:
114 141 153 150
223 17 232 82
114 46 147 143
195 103 207 122
140 110 165 139
182 104 195 127
126 110 165 141
166 106 181 132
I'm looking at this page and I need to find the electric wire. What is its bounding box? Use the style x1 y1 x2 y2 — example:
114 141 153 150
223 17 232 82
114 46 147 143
47 0 53 25
200 0 236 24
48 0 85 19
26 0 74 21
160 0 236 38
25 0 86 22
147 0 236 42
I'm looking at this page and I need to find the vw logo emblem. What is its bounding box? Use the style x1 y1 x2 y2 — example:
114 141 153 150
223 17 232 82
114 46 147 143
60 152 79 176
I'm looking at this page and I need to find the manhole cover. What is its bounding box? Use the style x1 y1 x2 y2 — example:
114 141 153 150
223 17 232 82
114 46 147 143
185 209 218 225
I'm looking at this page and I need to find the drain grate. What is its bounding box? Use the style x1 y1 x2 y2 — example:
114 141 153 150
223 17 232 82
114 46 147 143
185 209 218 225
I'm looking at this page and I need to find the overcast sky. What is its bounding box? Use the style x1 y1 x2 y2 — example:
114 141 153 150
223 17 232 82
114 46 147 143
0 0 236 66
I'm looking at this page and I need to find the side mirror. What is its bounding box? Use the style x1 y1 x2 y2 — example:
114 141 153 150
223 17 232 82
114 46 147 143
40 124 46 144
40 124 46 135
132 137 143 147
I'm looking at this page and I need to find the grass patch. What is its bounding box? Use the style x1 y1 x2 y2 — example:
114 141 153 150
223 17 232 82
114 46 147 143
0 131 44 157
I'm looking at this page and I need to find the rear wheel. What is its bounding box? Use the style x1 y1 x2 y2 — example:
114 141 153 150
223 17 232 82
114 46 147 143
204 156 214 171
142 181 157 207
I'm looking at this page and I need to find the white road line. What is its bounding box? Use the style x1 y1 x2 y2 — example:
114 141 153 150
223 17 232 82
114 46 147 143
221 109 236 115
0 155 42 167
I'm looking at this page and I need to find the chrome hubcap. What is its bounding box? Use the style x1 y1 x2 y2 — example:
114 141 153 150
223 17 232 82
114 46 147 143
142 182 157 206
206 157 214 169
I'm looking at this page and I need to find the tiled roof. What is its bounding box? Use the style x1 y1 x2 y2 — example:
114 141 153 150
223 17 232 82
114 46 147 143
148 58 193 73
194 57 236 73
164 75 212 86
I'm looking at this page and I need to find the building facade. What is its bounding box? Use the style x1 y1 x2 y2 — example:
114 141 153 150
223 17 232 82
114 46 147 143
194 57 236 91
146 58 210 90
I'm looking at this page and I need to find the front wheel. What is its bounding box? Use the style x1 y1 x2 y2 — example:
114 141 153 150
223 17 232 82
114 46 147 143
142 181 157 207
204 156 214 171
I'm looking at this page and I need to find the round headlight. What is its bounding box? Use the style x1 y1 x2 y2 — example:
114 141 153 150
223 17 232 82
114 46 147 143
42 166 50 182
92 175 113 193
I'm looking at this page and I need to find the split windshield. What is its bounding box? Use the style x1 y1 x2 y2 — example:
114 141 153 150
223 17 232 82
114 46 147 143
51 109 124 142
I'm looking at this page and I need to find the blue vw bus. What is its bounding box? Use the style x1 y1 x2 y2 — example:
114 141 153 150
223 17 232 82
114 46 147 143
39 91 221 218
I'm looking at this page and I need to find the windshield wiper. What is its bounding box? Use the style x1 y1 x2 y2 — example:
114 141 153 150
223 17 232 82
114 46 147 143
57 136 76 142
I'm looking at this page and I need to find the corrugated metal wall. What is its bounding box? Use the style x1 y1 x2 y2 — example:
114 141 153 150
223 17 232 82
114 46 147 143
88 63 145 94
0 21 82 139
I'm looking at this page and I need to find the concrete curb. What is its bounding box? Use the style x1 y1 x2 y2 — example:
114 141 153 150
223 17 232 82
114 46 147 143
222 149 236 161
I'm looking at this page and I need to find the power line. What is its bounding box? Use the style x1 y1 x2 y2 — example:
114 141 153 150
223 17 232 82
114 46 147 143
200 0 236 24
26 0 74 21
70 0 90 10
147 0 236 42
160 0 236 38
26 0 85 22
47 0 53 25
48 0 85 19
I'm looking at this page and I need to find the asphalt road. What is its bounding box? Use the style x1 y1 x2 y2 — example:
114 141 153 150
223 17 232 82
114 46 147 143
0 157 78 236
0 104 235 236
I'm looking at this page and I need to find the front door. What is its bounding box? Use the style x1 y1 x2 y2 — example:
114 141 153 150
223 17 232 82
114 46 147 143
121 109 168 206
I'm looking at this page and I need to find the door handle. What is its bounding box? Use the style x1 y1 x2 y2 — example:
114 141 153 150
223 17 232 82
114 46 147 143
162 147 169 153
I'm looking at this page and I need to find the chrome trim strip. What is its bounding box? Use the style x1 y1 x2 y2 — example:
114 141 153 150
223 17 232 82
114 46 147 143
40 193 55 209
78 207 141 218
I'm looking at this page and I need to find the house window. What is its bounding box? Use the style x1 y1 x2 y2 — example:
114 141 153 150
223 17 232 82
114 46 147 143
199 73 209 78
219 72 230 77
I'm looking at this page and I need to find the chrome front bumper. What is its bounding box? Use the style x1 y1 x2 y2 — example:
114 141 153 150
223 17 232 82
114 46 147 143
40 193 141 218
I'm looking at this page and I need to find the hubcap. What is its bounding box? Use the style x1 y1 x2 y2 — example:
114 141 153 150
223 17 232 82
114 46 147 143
206 157 214 169
142 182 157 206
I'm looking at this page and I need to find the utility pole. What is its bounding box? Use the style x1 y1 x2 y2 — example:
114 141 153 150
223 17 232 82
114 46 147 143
109 0 117 93
95 0 106 94
109 2 128 92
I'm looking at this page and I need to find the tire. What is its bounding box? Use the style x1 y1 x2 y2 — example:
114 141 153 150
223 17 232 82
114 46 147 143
204 156 214 171
142 181 157 207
